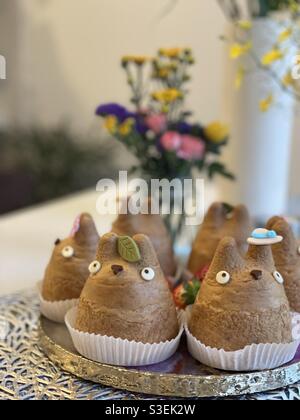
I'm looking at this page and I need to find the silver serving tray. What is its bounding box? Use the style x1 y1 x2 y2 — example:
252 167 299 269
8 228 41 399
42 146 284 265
39 316 300 398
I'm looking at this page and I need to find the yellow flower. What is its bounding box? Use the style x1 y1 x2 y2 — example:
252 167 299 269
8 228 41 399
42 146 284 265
237 20 253 30
235 67 245 89
230 42 252 59
104 115 118 134
119 118 135 136
152 88 183 103
204 122 229 143
154 62 179 79
278 27 293 43
289 0 300 14
259 94 274 112
157 67 172 79
159 48 184 58
261 48 284 66
282 71 294 88
122 56 149 66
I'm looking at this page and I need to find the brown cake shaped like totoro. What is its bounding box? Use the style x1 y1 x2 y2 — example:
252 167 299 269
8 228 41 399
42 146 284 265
188 202 252 274
189 236 292 351
267 216 300 313
112 211 176 277
76 233 179 343
42 213 99 302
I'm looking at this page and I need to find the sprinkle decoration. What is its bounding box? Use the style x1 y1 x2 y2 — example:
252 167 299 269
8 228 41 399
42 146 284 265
70 215 81 237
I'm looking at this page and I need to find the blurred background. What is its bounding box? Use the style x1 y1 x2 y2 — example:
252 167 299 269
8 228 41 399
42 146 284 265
0 0 300 293
0 0 299 213
0 0 230 214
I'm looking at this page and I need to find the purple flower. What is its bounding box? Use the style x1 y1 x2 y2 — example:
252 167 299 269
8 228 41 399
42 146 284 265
177 122 193 134
135 117 148 135
95 103 135 122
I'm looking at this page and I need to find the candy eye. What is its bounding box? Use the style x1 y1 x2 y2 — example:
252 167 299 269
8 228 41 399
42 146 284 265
141 267 155 281
89 261 101 275
61 246 74 259
273 271 284 284
216 271 231 285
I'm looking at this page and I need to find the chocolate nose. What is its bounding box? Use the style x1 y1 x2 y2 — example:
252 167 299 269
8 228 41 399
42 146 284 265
112 265 124 275
251 270 263 280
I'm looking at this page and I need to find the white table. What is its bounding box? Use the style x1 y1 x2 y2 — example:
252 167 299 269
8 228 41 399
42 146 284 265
0 190 116 296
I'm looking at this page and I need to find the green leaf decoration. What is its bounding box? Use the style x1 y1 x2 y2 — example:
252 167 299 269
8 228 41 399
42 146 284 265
118 236 141 263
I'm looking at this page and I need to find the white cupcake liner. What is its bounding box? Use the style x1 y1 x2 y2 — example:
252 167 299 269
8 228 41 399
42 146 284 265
291 312 300 340
185 307 300 372
65 307 184 367
37 282 79 324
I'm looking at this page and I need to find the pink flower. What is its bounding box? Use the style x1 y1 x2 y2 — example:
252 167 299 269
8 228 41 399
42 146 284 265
160 131 182 152
145 113 167 134
177 135 205 161
160 132 205 161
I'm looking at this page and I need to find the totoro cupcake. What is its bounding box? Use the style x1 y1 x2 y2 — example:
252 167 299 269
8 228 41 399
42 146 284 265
112 211 177 277
267 216 300 313
186 229 299 371
188 202 252 275
40 213 99 323
65 233 183 366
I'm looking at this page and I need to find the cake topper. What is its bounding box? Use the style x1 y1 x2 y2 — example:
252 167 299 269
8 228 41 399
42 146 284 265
117 236 141 263
70 214 81 237
76 232 179 343
42 213 99 302
247 228 283 246
189 236 291 352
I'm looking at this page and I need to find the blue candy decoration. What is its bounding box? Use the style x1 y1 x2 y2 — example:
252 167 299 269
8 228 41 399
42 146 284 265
251 229 277 239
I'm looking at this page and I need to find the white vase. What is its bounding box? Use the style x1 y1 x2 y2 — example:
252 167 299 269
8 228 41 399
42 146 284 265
220 18 295 222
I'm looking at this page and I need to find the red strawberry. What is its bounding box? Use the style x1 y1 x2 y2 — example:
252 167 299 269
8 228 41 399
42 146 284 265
173 284 186 309
173 279 201 309
194 264 210 282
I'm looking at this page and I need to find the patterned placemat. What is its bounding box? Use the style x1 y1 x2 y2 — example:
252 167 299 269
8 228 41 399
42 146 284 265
0 289 299 400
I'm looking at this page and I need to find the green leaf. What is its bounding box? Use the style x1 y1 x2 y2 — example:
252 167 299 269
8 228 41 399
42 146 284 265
208 162 235 181
182 280 201 306
118 236 141 263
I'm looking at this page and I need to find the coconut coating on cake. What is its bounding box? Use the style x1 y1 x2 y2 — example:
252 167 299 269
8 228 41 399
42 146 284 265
189 237 292 351
76 233 179 343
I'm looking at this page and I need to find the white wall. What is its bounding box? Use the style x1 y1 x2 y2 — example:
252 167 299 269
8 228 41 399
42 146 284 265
0 0 225 131
290 117 300 199
0 0 299 197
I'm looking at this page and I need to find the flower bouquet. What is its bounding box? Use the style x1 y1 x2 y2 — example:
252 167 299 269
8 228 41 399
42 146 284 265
96 48 233 240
